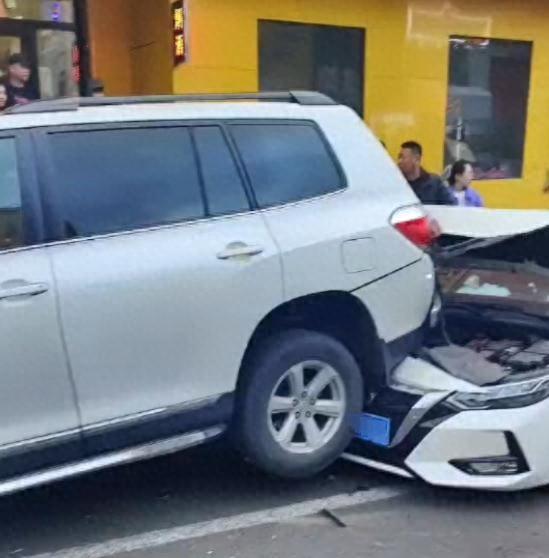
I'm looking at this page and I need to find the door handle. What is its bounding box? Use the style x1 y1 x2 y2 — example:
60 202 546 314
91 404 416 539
217 243 264 260
0 282 49 301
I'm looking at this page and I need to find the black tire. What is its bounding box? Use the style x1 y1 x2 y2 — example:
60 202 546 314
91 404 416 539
236 329 363 479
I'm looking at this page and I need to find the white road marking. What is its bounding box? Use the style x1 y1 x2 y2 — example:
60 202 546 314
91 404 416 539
29 486 405 558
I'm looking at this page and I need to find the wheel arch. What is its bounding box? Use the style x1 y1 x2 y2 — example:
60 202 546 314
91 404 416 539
237 291 386 397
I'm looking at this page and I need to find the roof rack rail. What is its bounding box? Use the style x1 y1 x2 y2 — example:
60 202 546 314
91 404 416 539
4 91 337 115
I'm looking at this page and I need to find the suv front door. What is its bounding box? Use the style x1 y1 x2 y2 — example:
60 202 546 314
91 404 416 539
0 133 81 478
39 123 282 452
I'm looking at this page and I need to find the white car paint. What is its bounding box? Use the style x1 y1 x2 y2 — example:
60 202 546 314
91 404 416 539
405 397 549 491
0 249 79 445
392 356 478 394
48 213 283 425
0 96 435 493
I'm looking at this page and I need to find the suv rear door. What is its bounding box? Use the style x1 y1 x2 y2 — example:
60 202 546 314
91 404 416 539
37 122 282 452
228 120 360 299
0 131 81 477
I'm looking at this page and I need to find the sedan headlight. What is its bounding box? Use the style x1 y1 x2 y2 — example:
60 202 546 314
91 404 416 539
447 377 549 410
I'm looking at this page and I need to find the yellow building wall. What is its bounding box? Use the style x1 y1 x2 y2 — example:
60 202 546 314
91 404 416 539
174 0 549 209
88 0 133 95
130 0 173 95
89 0 172 95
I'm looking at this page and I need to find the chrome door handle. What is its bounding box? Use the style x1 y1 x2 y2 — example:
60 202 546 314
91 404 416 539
0 282 49 300
217 243 264 260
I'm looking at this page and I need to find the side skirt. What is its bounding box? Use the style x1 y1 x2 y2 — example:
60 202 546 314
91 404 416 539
0 425 225 497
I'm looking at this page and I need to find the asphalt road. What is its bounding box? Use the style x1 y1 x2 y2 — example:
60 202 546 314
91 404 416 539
2 441 549 558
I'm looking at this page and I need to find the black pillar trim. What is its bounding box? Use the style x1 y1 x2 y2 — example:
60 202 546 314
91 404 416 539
74 0 92 96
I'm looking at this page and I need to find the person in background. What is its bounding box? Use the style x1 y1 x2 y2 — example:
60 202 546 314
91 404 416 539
448 159 484 207
398 140 456 205
90 78 105 97
0 83 9 112
4 54 38 107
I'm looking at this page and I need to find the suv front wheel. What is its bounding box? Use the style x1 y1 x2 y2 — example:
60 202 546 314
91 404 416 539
237 329 363 478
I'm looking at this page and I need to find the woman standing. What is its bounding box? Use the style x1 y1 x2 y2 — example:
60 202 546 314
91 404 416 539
448 160 484 207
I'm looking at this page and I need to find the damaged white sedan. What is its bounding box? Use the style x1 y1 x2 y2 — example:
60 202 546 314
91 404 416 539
344 207 549 491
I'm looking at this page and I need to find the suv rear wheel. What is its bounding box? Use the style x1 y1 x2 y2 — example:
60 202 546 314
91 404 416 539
237 329 363 478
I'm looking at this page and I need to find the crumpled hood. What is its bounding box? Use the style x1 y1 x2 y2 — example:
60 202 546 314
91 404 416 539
425 206 549 267
426 206 549 239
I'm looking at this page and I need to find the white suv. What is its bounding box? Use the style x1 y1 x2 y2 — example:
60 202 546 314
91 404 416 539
0 92 434 495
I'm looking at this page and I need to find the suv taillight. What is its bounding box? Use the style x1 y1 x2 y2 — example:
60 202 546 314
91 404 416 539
391 205 439 250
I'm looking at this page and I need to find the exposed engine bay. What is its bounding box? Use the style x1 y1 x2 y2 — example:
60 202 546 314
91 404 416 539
346 209 549 491
425 247 549 386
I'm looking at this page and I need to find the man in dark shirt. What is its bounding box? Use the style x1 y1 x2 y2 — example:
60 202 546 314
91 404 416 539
4 53 39 108
398 141 456 205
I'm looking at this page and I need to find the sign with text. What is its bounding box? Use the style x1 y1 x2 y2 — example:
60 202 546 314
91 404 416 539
172 0 186 65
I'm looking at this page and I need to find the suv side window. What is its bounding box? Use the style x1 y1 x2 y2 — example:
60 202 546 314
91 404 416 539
192 126 250 216
48 126 204 238
0 138 23 251
230 123 344 208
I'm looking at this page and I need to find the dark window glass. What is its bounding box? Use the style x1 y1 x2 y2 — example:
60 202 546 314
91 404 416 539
0 138 23 251
445 37 532 180
231 124 343 207
192 126 249 216
259 20 365 116
49 127 204 237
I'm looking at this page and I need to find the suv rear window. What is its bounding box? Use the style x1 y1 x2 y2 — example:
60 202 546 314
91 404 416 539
230 123 344 208
49 127 205 238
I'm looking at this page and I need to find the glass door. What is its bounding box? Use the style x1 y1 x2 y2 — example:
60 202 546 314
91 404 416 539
36 28 78 98
0 20 40 106
0 18 78 105
0 34 22 83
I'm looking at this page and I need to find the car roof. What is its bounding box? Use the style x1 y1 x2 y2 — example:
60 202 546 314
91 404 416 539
0 92 343 131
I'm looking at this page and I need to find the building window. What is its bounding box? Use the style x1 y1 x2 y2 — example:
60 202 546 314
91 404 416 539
258 20 365 116
0 1 74 23
445 37 532 180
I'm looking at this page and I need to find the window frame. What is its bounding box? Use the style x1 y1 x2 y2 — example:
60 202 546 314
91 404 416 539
226 118 348 210
0 130 43 254
34 120 255 244
258 19 367 117
444 35 533 181
190 124 253 218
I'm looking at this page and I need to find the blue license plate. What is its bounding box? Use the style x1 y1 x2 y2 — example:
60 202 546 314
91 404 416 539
354 413 391 447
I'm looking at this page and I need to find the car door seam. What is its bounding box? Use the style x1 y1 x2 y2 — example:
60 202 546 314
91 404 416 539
45 248 85 435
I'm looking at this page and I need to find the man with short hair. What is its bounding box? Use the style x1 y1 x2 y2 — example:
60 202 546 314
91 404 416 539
4 53 38 107
398 141 456 205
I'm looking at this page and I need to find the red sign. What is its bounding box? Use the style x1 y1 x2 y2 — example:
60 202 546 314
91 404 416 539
72 44 80 84
172 1 186 65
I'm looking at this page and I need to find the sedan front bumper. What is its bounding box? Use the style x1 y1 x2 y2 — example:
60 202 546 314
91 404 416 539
345 359 549 491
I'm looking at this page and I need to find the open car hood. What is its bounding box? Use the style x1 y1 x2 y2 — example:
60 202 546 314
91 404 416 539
427 206 549 321
426 206 549 266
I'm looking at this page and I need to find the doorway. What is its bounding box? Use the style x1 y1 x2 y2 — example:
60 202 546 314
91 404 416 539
259 20 366 116
0 18 78 100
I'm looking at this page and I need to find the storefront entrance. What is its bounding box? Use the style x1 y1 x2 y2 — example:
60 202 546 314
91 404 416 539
0 0 91 103
0 18 78 100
